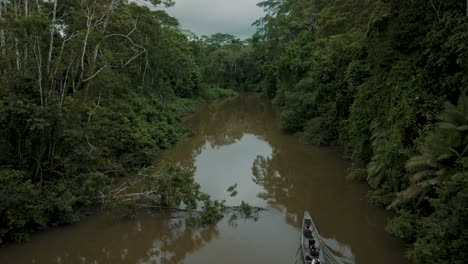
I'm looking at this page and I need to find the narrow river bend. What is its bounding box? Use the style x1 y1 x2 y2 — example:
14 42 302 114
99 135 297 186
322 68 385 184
0 94 407 264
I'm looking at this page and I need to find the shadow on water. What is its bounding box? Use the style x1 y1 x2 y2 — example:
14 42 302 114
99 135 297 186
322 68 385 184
0 93 407 264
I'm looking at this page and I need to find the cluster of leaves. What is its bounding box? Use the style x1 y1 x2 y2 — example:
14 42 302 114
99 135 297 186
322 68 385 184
152 165 252 225
0 167 108 243
245 0 468 263
0 0 235 244
190 33 258 91
105 162 254 226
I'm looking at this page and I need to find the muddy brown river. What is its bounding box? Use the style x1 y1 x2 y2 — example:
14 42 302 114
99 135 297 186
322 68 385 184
0 94 407 264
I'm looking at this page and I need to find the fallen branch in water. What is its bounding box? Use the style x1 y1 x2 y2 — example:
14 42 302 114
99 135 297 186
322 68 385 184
108 203 266 224
134 203 266 212
101 161 265 225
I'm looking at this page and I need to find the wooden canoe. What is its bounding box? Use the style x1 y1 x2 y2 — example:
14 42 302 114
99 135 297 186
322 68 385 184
301 211 325 264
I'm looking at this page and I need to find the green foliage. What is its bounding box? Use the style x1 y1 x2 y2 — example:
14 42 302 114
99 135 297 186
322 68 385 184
385 209 419 242
103 162 251 227
239 201 253 218
0 168 108 243
390 96 468 208
168 96 206 117
386 175 468 264
153 161 202 208
199 85 238 101
0 169 42 243
250 0 468 263
0 0 237 244
227 184 238 197
192 33 256 91
197 198 226 225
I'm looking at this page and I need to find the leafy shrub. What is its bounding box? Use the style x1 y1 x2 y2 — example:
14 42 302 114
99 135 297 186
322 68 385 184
0 169 43 243
199 84 238 100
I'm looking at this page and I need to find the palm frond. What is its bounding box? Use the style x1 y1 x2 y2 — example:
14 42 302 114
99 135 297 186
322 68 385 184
392 96 468 209
456 125 468 131
365 122 391 188
409 169 436 183
437 122 458 130
368 172 386 189
388 177 441 209
405 155 435 170
437 98 468 126
436 153 452 162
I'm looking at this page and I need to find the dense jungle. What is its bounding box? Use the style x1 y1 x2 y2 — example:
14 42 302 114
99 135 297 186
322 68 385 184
0 1 467 264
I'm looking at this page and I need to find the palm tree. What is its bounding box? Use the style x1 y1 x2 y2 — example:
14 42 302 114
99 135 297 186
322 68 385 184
388 96 468 209
366 122 391 189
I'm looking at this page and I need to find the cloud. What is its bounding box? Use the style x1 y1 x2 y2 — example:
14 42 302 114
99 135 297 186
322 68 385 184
164 0 264 39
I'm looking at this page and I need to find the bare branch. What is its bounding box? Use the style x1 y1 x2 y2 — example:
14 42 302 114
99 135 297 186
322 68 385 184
123 50 146 67
33 36 44 107
429 0 441 21
83 65 107 82
104 19 145 51
47 0 58 74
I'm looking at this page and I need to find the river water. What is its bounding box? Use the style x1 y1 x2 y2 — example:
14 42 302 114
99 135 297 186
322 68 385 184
0 94 407 264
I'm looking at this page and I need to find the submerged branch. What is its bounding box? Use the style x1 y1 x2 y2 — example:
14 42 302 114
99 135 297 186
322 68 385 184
100 162 265 225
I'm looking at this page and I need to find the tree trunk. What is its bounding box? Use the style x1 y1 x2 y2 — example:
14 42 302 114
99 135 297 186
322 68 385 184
34 36 44 107
60 62 72 109
79 9 93 86
14 1 21 71
15 38 21 71
428 0 441 21
24 0 28 16
47 0 57 74
0 0 5 56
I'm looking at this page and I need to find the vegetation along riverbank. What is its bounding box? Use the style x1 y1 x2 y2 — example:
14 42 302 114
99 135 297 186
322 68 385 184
0 0 237 244
242 1 467 263
1 0 467 263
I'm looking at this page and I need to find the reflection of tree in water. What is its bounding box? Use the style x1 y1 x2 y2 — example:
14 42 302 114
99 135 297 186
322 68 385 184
251 147 308 227
161 94 355 263
162 94 278 171
251 152 356 264
0 212 225 264
137 212 247 264
252 154 293 208
251 150 310 228
138 216 220 264
166 93 311 225
195 95 277 146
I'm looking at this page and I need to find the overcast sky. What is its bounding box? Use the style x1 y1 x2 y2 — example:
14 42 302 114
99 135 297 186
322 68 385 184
162 0 264 39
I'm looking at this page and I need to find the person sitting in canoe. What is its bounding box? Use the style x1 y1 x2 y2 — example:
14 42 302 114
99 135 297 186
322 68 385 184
311 245 320 258
308 237 316 249
306 256 321 264
303 225 313 238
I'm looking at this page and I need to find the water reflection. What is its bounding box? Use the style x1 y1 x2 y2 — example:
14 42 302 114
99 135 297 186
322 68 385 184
161 93 406 264
135 215 220 264
0 212 217 263
0 94 406 264
252 154 291 208
193 134 272 207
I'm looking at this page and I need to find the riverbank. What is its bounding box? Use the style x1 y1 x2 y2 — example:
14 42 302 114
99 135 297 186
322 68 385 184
0 86 236 246
0 93 407 264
